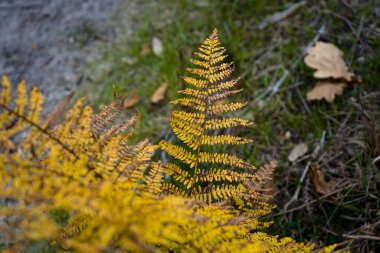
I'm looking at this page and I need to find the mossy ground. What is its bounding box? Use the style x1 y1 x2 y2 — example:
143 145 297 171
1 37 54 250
79 0 379 251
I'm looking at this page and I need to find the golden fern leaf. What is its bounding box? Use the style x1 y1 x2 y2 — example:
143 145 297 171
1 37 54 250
0 76 44 151
159 29 275 227
144 162 165 195
54 213 91 242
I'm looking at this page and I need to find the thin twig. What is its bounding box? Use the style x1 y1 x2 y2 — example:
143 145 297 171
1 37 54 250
283 161 311 212
343 234 380 241
259 1 307 29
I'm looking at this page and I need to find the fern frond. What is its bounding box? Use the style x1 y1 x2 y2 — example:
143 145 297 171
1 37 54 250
206 78 240 94
162 183 186 196
209 89 243 102
207 102 247 115
1 75 11 106
169 115 203 135
91 98 124 136
160 29 264 210
186 67 209 79
198 152 254 169
0 78 45 150
195 168 260 183
164 163 193 188
205 117 254 129
171 111 205 124
201 135 252 146
159 141 196 167
144 162 165 195
177 88 207 99
171 97 206 111
55 213 91 241
192 184 244 202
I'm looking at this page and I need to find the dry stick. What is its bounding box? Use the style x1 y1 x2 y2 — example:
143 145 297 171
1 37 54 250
348 16 365 66
245 25 325 111
259 1 307 29
342 234 380 241
283 161 311 212
274 182 359 217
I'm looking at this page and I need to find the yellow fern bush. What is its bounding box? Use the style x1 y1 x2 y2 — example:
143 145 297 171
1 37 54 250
0 30 344 252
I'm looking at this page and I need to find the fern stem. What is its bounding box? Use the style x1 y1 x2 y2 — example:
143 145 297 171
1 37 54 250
187 38 215 197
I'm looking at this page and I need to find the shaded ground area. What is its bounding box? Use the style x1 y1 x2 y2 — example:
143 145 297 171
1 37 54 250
0 0 131 109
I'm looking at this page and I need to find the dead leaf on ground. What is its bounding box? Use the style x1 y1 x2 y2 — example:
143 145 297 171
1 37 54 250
152 37 163 57
288 143 308 162
151 81 169 104
304 41 354 82
140 42 151 57
311 168 339 196
306 82 346 103
125 92 140 108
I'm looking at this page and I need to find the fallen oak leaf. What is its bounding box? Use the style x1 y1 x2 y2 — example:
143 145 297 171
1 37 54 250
151 81 168 104
306 82 346 103
310 168 339 196
304 41 354 82
125 92 139 108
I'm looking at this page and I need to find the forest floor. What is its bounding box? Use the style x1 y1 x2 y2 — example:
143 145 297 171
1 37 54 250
1 0 379 252
80 1 380 252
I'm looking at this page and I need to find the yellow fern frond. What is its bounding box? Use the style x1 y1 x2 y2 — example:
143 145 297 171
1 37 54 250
198 152 254 169
159 140 196 167
159 29 266 210
0 77 44 148
164 163 193 188
171 111 205 124
1 75 11 107
207 101 247 115
192 184 244 202
55 213 91 242
209 89 242 102
186 67 209 79
144 162 165 195
171 97 206 111
195 168 259 183
207 78 240 94
27 86 44 124
201 135 252 146
177 88 207 99
205 117 254 129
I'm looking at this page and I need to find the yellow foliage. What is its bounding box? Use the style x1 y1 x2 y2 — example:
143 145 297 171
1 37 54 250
158 29 274 223
0 30 344 253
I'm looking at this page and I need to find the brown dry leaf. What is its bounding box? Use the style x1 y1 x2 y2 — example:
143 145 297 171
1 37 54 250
125 92 139 108
288 143 308 162
311 168 338 196
304 41 354 82
151 81 168 104
306 82 346 103
140 42 151 57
